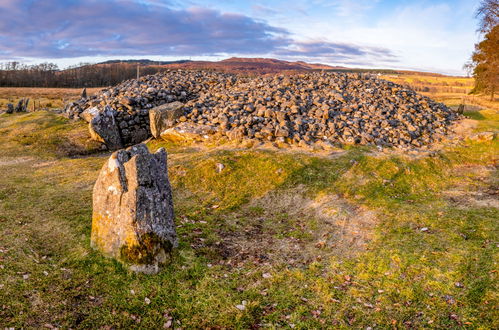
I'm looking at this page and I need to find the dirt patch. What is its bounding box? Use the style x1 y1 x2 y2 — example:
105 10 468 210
443 165 498 208
451 118 479 137
0 156 34 166
444 189 499 208
213 187 377 268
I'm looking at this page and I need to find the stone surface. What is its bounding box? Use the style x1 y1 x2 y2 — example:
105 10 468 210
160 122 215 142
91 144 177 274
6 103 14 114
468 131 495 142
149 101 185 138
89 106 124 150
14 98 29 112
80 106 100 123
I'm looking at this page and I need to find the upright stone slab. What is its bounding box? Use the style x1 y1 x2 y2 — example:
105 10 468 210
14 98 29 112
149 101 185 138
91 144 177 274
6 103 14 114
89 106 124 150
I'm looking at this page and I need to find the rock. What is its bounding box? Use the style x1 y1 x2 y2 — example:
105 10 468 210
215 163 225 173
80 106 100 123
160 123 215 142
89 106 124 150
91 144 177 274
149 101 185 138
6 103 14 114
14 98 29 112
457 104 464 114
468 131 495 142
81 88 87 99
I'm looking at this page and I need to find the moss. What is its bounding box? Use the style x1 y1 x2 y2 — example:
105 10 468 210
120 232 173 265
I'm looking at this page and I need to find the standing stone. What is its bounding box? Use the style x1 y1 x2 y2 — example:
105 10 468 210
6 103 14 114
149 101 185 138
91 144 177 274
14 99 23 112
89 106 124 150
81 88 87 99
14 98 29 112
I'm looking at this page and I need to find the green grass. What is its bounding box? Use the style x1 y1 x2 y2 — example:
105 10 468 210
0 109 497 328
0 111 102 157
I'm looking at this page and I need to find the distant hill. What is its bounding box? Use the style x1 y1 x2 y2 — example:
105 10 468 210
93 57 447 77
98 59 192 66
155 57 345 74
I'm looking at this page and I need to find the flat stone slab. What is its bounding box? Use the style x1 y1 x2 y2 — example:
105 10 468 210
149 101 185 138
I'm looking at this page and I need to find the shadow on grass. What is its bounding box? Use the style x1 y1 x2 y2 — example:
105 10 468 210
464 110 486 120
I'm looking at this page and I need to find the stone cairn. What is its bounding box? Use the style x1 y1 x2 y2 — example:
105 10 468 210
65 70 461 150
91 144 177 274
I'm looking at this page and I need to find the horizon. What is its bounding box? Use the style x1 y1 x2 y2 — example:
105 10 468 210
0 0 483 75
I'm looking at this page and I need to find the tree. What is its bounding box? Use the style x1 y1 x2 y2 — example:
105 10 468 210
470 25 499 99
476 0 499 33
468 0 499 100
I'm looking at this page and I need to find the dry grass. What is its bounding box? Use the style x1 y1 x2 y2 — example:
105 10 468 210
381 74 498 111
0 87 102 110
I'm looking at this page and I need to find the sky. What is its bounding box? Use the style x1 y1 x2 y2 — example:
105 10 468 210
0 0 484 75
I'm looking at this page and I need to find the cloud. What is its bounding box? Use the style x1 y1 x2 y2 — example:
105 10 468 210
311 0 380 17
251 4 279 16
276 41 397 64
0 0 398 68
0 0 289 59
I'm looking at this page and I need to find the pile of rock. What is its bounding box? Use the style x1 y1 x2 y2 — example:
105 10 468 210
66 70 460 149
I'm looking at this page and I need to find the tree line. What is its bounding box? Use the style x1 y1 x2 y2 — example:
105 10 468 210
0 62 168 88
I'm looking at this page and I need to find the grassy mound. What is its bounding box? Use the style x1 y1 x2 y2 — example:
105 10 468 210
0 109 497 328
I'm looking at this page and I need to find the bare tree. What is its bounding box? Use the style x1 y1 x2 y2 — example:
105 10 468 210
476 0 499 33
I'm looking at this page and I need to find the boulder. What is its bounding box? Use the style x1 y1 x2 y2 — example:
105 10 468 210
80 106 100 123
91 144 177 274
149 101 185 138
6 103 14 114
89 106 124 150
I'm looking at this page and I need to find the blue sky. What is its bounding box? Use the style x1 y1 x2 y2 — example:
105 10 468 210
0 0 483 75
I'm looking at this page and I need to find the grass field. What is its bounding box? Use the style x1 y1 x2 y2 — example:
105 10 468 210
0 77 498 328
381 74 498 111
0 87 101 111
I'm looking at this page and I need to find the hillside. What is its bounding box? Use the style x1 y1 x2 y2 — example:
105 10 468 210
149 57 342 74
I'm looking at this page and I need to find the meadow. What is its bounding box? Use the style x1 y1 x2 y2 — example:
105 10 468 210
0 74 497 328
0 87 101 111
